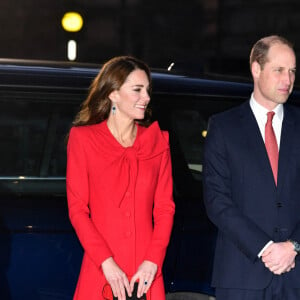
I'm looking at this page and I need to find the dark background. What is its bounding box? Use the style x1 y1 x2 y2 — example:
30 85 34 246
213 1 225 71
1 0 300 81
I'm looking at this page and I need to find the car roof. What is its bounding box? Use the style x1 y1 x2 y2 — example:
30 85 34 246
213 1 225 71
1 58 299 102
0 58 254 97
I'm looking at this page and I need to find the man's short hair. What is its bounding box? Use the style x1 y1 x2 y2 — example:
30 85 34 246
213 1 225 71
249 35 294 70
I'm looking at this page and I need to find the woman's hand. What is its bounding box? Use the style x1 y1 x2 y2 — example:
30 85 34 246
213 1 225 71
101 257 131 300
130 260 158 298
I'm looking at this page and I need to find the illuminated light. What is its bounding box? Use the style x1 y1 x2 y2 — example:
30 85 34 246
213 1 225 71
61 12 83 32
68 40 77 61
19 176 25 179
202 130 207 138
167 62 175 71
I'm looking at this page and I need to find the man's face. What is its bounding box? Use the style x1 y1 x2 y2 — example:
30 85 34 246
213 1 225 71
252 43 296 110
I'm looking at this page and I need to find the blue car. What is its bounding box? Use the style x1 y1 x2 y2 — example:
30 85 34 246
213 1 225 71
1 59 299 300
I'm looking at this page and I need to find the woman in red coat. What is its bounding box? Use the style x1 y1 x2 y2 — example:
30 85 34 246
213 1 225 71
66 56 175 300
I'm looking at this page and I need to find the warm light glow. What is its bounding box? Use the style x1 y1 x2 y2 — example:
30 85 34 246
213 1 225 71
61 12 83 32
68 40 77 61
202 130 207 138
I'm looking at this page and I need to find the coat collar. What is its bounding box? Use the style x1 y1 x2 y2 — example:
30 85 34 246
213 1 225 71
95 121 169 207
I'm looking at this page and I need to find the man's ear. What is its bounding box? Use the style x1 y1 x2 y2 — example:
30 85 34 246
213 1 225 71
251 61 261 79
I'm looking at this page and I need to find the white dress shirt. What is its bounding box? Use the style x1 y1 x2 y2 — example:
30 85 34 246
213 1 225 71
250 94 283 149
249 94 284 257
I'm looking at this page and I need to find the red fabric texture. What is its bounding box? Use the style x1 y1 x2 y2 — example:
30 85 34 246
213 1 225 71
66 121 175 300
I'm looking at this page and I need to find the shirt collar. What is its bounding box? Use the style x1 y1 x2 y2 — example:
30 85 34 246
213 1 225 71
250 93 284 123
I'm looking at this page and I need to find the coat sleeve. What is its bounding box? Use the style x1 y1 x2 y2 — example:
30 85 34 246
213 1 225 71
66 127 113 268
203 116 271 262
144 132 175 269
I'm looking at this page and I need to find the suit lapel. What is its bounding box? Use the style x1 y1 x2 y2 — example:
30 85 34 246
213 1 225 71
239 102 275 184
277 105 295 193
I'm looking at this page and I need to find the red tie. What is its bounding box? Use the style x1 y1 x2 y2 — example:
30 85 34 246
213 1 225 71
265 111 278 185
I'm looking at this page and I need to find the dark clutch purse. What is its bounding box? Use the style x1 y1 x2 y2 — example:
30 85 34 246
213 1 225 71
113 282 146 300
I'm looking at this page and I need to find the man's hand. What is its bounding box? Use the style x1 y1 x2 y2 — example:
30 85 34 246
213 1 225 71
261 241 296 274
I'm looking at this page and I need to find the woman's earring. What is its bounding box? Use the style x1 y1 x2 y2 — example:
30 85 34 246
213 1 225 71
112 105 116 115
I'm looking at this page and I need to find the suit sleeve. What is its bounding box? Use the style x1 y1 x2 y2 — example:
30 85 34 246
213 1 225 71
203 116 272 262
66 127 113 268
144 132 175 269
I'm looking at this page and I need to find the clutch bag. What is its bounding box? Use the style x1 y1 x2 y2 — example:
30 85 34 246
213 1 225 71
113 282 146 300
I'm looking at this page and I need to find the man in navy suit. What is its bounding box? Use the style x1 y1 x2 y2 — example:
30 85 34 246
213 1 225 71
203 35 300 299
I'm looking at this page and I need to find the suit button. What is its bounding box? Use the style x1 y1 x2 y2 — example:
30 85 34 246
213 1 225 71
125 211 131 217
277 202 282 208
274 227 279 233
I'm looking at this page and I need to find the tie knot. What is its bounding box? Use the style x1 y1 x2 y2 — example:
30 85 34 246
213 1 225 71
267 111 275 122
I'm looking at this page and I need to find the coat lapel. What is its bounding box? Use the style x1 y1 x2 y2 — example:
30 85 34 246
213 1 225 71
277 105 295 193
239 102 276 186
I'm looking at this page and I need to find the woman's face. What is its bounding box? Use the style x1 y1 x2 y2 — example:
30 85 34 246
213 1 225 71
112 69 150 120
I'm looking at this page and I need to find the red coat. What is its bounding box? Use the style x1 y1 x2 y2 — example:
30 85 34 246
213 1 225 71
66 121 175 300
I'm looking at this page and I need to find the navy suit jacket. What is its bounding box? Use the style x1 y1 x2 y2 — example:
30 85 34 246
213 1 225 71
203 100 300 289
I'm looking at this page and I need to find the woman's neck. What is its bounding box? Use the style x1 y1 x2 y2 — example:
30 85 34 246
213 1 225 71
106 116 137 147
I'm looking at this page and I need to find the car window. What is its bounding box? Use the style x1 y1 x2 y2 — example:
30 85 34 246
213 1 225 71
0 91 81 177
171 109 207 181
152 94 241 183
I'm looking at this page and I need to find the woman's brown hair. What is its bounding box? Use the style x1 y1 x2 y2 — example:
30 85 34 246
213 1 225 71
73 55 152 127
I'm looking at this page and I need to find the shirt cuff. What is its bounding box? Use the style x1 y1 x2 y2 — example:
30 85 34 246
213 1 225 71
258 240 274 257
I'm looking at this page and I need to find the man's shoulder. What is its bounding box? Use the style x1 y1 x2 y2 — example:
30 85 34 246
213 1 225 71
284 103 300 124
210 100 249 123
285 103 300 114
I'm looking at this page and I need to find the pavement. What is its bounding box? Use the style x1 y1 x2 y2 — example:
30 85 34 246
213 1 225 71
166 292 215 300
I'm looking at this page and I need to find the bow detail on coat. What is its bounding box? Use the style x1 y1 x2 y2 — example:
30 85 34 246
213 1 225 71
96 121 170 207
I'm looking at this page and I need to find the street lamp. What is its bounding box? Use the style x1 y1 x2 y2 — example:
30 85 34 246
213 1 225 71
61 12 83 32
61 12 83 61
